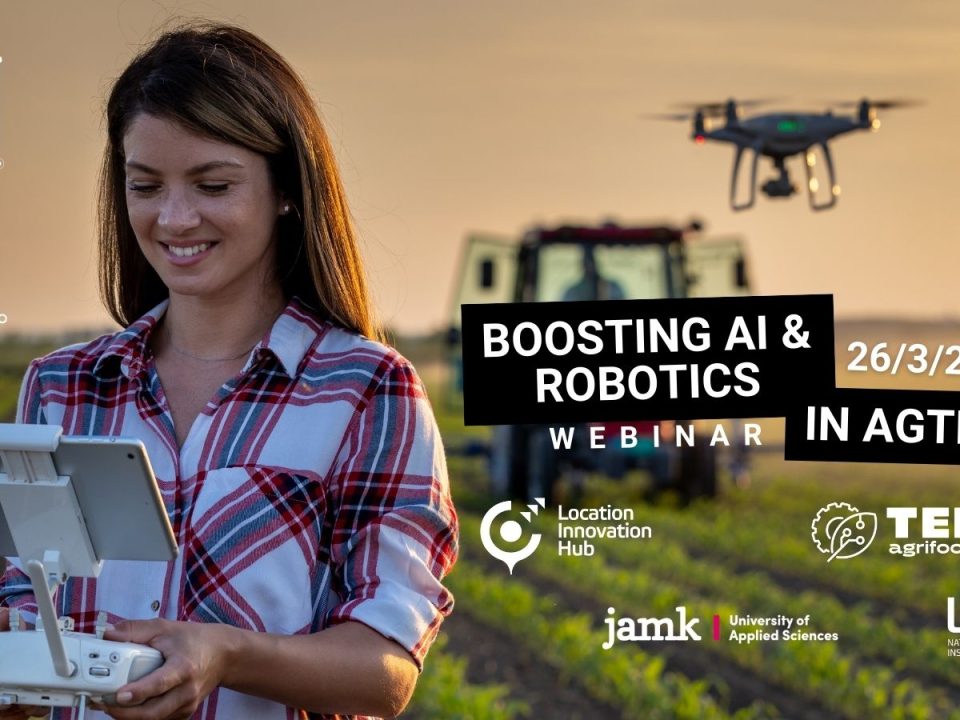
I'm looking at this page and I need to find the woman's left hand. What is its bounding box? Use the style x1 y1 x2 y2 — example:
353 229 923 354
90 619 234 720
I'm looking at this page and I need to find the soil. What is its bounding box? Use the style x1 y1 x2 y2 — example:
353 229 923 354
433 609 622 719
502 555 837 720
680 544 944 632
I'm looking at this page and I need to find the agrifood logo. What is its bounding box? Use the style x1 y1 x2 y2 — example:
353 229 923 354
887 508 960 557
811 502 878 561
812 503 960 560
480 498 545 573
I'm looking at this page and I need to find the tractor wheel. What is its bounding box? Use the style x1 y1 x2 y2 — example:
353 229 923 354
676 443 718 502
527 428 559 505
489 425 529 500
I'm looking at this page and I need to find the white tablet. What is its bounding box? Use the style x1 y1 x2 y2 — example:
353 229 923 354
0 429 177 563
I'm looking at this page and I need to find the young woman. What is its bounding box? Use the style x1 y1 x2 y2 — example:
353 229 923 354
0 22 458 720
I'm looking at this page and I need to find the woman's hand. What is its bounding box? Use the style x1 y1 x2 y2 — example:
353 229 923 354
0 608 49 720
77 616 416 719
90 619 235 720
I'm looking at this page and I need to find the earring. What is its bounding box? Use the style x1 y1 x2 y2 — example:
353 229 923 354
281 203 291 215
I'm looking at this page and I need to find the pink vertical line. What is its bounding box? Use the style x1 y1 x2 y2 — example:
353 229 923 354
713 614 721 641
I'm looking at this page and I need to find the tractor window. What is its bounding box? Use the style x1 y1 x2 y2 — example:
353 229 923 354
595 245 668 299
535 245 585 302
450 235 518 329
535 244 669 302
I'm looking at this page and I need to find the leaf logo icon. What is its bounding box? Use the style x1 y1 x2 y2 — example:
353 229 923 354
812 502 878 562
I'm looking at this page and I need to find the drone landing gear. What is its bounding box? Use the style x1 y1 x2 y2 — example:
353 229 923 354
729 143 762 211
732 149 840 211
803 142 839 211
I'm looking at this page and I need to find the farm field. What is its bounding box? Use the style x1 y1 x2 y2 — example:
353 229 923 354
2 325 960 719
401 319 960 719
402 414 960 719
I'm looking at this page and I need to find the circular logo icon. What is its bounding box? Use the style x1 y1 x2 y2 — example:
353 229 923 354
480 498 545 574
812 501 878 562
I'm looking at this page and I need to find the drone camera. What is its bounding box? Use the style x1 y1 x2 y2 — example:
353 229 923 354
761 176 796 198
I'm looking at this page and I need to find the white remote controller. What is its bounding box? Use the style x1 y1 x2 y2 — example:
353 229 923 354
0 424 178 715
0 630 163 707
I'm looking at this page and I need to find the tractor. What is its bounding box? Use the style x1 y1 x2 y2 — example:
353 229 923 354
448 220 751 504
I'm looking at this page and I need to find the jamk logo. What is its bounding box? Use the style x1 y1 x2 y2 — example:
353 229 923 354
811 502 878 562
480 498 545 574
602 606 701 649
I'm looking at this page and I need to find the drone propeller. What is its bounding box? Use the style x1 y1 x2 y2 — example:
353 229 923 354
640 112 695 122
672 97 781 116
827 98 922 110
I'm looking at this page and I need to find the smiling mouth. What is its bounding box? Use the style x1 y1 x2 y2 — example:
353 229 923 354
161 241 216 258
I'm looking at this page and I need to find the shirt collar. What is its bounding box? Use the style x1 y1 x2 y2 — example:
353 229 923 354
253 297 326 377
93 300 168 379
92 296 327 380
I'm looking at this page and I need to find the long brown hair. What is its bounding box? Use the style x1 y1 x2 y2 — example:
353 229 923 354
98 22 380 340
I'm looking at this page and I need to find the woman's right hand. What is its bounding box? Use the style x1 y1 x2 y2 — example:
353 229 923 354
0 608 49 719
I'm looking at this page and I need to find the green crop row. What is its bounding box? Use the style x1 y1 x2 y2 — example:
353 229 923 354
406 635 529 720
461 511 959 720
698 489 956 577
621 501 949 616
653 468 960 582
448 561 777 720
573 518 957 688
528 556 952 720
0 374 21 422
723 459 960 518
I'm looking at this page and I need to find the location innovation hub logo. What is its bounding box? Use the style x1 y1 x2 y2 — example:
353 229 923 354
811 502 878 562
480 498 545 573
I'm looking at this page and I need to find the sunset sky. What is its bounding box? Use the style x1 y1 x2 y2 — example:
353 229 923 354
1 1 959 334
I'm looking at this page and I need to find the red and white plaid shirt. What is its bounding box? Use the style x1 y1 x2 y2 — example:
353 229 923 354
0 297 459 720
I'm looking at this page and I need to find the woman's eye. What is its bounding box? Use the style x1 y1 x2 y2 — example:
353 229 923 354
127 183 160 194
198 183 229 193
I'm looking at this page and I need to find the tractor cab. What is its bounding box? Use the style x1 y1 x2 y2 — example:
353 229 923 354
448 221 751 503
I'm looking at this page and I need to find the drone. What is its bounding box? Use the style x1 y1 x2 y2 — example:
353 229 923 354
652 98 917 211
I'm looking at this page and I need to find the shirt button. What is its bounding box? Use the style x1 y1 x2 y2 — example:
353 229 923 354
151 600 160 612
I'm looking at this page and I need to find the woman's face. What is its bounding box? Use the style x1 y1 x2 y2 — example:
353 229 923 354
123 113 285 305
